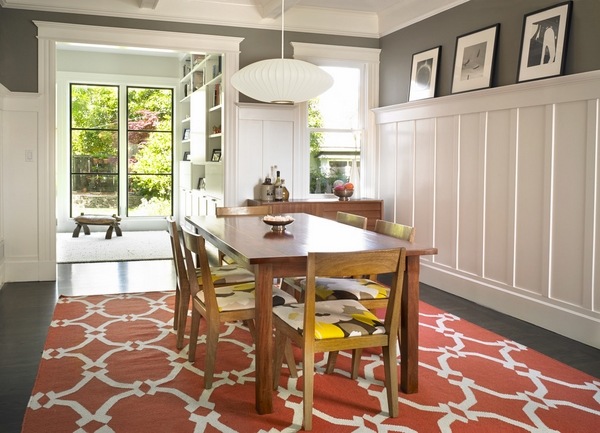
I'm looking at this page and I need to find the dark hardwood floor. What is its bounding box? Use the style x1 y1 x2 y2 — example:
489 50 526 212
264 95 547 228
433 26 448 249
0 260 176 433
0 260 598 433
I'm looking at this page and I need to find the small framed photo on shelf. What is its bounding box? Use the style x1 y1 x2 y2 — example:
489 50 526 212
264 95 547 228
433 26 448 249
451 24 500 94
182 128 190 141
408 46 441 101
182 151 190 161
517 1 572 83
182 62 191 77
192 54 205 66
211 149 222 162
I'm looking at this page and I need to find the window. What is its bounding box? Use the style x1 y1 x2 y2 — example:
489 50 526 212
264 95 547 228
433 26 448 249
70 84 173 217
309 66 361 193
292 42 379 198
126 87 173 216
70 84 119 215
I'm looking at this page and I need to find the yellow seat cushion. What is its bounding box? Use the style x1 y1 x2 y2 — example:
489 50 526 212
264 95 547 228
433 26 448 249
273 299 385 340
196 282 296 312
196 264 254 285
284 276 390 301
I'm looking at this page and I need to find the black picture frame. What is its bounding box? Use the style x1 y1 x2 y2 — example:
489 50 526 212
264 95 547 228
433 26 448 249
182 128 190 141
451 24 500 94
517 1 572 83
182 151 190 161
408 46 441 101
211 149 221 162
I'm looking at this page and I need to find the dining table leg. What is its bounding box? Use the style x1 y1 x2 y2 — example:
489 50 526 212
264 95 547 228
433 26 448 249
253 263 274 414
400 255 420 394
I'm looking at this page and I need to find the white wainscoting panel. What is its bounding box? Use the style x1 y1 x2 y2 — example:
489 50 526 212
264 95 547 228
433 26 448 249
378 122 399 221
434 115 458 269
414 118 435 258
2 107 40 281
374 71 600 348
484 109 514 286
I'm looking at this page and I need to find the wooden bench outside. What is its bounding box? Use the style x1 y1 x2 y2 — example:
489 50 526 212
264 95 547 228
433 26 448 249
72 213 122 239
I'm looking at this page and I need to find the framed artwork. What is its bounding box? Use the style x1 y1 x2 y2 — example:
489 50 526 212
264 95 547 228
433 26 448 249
408 46 441 101
211 149 222 162
451 24 500 94
182 151 190 161
182 128 190 141
517 1 572 83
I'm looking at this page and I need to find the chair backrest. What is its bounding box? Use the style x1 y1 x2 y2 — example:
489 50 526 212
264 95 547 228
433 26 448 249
336 211 367 229
166 216 188 291
216 205 272 216
181 227 219 317
374 219 415 243
304 248 406 338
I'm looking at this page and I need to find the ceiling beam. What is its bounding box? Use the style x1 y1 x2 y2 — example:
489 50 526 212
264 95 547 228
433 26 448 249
256 0 301 19
138 0 159 9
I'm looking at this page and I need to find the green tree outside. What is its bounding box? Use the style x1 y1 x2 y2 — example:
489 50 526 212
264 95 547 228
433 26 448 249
70 84 173 217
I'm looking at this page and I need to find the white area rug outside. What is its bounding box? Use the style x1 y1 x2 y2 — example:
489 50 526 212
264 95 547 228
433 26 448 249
57 230 173 264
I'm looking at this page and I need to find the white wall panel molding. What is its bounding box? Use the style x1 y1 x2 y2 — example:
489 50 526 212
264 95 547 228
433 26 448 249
1 102 46 282
375 71 600 348
374 70 600 124
35 21 244 54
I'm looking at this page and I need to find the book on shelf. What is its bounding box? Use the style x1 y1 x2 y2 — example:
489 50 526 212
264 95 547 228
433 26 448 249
214 83 221 106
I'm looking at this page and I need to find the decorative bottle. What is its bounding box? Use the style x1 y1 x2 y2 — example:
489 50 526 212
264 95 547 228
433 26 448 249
260 177 274 201
281 179 290 201
274 171 283 201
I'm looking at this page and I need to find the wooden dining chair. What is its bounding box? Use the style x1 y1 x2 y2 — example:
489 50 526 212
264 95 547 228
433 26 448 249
285 219 414 306
374 218 415 243
272 247 407 431
215 204 272 217
282 211 368 298
215 205 273 264
181 226 298 389
335 211 368 229
323 219 415 373
166 217 255 349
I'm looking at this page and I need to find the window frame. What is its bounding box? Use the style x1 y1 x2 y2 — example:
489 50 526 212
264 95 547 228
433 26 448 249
69 83 121 217
125 85 175 217
292 42 380 199
57 70 178 230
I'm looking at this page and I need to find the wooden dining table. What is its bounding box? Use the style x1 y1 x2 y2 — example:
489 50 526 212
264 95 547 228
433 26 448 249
185 213 437 415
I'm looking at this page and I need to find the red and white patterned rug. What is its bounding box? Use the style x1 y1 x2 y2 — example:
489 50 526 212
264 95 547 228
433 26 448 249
22 292 599 432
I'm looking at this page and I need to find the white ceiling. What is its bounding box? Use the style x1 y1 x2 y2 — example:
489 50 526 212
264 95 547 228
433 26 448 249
0 0 469 37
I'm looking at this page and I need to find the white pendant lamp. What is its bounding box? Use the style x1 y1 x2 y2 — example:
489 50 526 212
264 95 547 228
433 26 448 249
231 0 333 104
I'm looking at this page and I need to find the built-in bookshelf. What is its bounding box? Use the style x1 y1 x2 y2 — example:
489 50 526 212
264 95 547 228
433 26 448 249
179 53 223 164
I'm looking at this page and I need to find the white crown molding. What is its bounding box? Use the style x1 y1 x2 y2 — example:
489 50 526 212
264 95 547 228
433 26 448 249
1 0 465 38
378 0 470 36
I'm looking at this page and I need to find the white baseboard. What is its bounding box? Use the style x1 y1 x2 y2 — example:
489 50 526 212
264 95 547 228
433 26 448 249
421 263 600 349
5 260 56 282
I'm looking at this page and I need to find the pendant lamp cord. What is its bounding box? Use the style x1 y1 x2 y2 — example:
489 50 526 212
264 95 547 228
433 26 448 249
280 0 285 60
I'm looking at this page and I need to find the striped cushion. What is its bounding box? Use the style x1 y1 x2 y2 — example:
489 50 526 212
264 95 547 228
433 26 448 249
285 277 390 301
273 299 385 340
196 282 296 312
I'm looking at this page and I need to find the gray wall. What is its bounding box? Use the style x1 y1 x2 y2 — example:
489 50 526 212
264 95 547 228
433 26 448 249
1 0 598 104
0 7 377 95
380 0 600 106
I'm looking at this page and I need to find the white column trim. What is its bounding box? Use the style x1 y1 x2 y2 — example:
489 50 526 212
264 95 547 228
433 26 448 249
33 21 242 281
